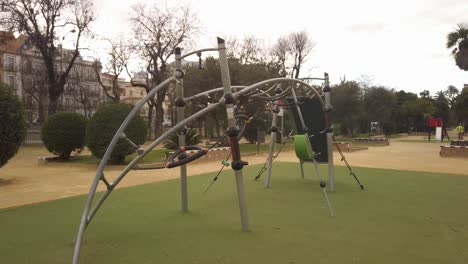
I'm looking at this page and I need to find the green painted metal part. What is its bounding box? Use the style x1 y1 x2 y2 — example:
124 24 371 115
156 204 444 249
294 135 313 160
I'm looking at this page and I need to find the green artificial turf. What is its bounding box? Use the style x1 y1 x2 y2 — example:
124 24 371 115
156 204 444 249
1 163 468 264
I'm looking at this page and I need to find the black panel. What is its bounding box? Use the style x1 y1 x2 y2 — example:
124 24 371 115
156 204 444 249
287 97 328 162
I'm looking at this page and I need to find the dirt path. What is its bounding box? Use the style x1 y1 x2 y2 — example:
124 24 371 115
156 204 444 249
1 138 467 209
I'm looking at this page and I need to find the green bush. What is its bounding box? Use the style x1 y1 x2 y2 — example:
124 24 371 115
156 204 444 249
41 112 87 160
243 118 267 144
0 84 26 167
163 128 201 150
86 103 147 164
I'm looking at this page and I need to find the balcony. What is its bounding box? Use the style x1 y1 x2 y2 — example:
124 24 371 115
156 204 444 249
4 64 18 72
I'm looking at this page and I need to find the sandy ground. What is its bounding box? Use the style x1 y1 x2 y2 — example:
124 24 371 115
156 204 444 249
0 136 467 209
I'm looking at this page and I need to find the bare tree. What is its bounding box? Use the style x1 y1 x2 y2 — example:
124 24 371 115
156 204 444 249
288 31 315 79
271 31 315 78
239 35 262 64
68 67 92 117
93 38 131 103
1 0 95 114
129 2 199 138
19 55 48 122
271 36 289 77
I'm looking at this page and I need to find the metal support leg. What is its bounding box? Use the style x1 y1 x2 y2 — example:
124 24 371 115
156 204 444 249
291 85 334 217
175 48 188 213
327 132 335 192
218 37 250 231
311 158 334 217
235 169 250 231
265 93 280 188
299 159 305 179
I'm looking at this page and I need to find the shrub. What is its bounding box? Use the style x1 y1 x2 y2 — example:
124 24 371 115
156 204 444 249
242 118 267 144
41 112 87 160
0 84 26 168
86 103 147 164
163 128 201 150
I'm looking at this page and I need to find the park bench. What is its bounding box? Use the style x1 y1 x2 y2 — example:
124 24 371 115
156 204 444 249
354 137 390 145
332 142 352 152
440 145 468 158
450 140 468 147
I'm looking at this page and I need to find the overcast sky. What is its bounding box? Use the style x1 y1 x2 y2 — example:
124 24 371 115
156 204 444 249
91 0 468 95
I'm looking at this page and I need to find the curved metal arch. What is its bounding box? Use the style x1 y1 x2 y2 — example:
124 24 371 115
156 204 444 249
233 78 326 107
72 76 326 264
184 86 246 103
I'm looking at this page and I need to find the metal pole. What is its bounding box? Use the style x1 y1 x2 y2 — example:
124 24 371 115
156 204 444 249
290 84 334 217
175 48 188 213
323 73 335 192
217 37 250 232
265 84 281 188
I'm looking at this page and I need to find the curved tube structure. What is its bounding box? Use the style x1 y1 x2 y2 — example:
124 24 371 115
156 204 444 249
72 44 327 263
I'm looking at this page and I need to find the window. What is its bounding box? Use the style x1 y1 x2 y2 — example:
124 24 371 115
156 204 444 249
7 75 15 89
66 98 70 108
87 68 93 80
6 57 14 71
25 78 33 91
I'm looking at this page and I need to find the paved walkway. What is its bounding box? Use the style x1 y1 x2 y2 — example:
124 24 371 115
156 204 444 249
0 137 466 209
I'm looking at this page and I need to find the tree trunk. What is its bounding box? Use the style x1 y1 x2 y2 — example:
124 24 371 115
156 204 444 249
146 105 154 139
154 90 166 138
37 96 46 123
48 97 59 115
154 102 164 138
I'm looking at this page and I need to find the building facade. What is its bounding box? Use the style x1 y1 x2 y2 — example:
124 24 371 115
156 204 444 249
0 32 104 124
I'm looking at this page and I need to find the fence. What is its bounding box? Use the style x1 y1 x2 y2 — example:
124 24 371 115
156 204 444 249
22 104 157 144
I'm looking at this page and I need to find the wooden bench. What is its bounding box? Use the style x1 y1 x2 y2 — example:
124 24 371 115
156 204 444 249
440 145 468 157
354 137 390 145
450 140 468 147
332 142 352 152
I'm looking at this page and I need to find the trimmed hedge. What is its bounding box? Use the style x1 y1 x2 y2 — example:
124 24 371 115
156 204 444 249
0 84 26 167
41 112 87 160
86 103 147 164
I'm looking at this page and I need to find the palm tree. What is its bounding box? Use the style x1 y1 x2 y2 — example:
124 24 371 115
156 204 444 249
447 24 468 71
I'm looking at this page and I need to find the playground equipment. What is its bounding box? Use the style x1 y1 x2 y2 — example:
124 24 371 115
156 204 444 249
254 75 365 192
72 37 353 264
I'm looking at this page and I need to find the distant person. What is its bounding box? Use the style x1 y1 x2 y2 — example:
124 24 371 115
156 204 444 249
456 123 465 140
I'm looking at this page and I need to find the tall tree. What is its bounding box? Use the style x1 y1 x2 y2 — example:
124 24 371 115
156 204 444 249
1 0 95 114
363 86 398 135
434 91 450 128
446 24 468 71
19 54 48 122
454 87 468 124
93 38 131 103
288 31 315 79
271 31 315 79
271 36 289 77
330 81 363 137
444 85 459 107
129 2 199 138
419 90 430 98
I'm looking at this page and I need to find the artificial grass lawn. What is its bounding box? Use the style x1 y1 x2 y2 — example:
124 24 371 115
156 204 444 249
1 163 468 264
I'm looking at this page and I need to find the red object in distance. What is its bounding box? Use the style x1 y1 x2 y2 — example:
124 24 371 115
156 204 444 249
428 118 443 127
